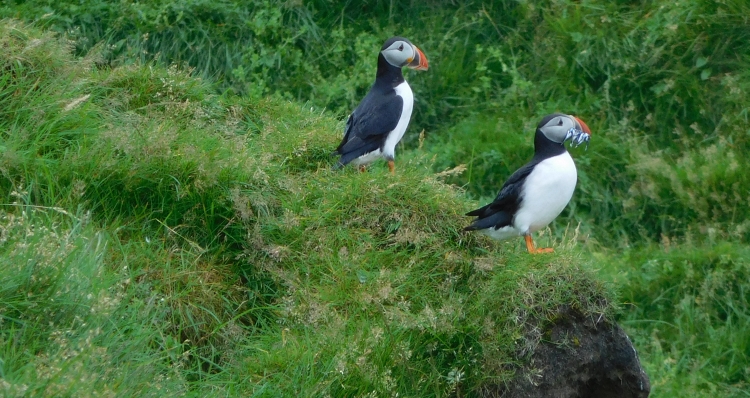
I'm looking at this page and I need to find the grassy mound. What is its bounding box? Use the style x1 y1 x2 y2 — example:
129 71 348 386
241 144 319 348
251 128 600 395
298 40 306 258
0 21 613 396
4 1 750 395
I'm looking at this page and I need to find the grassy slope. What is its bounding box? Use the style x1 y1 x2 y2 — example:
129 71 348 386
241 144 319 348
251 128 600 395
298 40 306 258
2 0 749 393
0 22 613 396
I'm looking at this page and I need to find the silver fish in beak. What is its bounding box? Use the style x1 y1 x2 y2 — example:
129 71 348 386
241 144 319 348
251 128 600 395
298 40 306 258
564 116 592 150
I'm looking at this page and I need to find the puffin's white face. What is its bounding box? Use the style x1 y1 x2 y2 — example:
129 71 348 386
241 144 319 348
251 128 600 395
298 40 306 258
539 115 578 143
381 40 428 70
538 114 591 148
382 40 414 67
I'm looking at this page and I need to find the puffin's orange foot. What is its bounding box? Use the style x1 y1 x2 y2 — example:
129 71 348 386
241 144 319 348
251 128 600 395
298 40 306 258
524 235 553 254
358 164 367 173
387 160 395 175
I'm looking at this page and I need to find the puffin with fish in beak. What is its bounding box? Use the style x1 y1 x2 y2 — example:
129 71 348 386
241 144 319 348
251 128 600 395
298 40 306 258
463 113 592 253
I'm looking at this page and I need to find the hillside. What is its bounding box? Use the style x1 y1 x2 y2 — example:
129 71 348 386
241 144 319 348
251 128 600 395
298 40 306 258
0 21 633 396
2 1 750 394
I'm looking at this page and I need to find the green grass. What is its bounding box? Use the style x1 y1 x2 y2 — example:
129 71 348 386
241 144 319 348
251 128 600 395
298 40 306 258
1 0 749 395
598 243 750 396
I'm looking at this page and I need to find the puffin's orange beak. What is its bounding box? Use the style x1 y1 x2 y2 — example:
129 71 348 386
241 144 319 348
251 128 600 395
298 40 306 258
573 116 591 135
567 115 592 150
407 45 429 71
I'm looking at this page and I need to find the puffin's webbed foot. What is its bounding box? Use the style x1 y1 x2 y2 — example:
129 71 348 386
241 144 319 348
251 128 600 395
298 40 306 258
524 235 554 254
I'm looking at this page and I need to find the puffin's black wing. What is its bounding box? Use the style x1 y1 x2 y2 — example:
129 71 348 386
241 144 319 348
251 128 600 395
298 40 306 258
463 161 538 231
335 91 403 167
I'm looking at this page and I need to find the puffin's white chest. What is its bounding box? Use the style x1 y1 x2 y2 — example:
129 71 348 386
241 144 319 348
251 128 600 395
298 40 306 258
383 82 413 158
513 152 577 233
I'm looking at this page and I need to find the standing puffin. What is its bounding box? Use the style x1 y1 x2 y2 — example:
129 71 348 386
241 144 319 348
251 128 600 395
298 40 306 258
334 37 429 173
463 113 592 253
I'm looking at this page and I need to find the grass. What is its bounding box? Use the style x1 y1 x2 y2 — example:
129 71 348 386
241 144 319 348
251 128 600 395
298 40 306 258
598 243 750 396
1 0 749 395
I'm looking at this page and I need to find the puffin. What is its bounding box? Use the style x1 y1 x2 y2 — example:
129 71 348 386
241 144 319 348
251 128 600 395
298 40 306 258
463 113 592 253
334 36 429 173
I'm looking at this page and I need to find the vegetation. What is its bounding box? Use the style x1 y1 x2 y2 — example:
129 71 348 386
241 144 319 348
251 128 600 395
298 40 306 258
0 21 611 396
1 0 749 396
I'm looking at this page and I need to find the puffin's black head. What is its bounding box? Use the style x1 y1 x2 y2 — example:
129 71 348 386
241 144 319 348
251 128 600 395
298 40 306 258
536 113 592 148
380 36 429 71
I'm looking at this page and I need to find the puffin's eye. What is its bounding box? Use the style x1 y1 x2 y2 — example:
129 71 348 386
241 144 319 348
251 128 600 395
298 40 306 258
558 119 563 126
398 44 404 51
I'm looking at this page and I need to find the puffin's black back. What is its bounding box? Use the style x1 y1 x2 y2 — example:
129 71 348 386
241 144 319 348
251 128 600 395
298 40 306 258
335 88 403 166
462 162 536 231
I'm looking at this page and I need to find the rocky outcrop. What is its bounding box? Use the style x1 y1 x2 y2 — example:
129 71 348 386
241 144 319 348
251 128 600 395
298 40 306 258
485 309 650 398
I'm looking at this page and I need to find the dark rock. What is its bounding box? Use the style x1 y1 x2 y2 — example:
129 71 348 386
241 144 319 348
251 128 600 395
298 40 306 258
484 308 650 398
